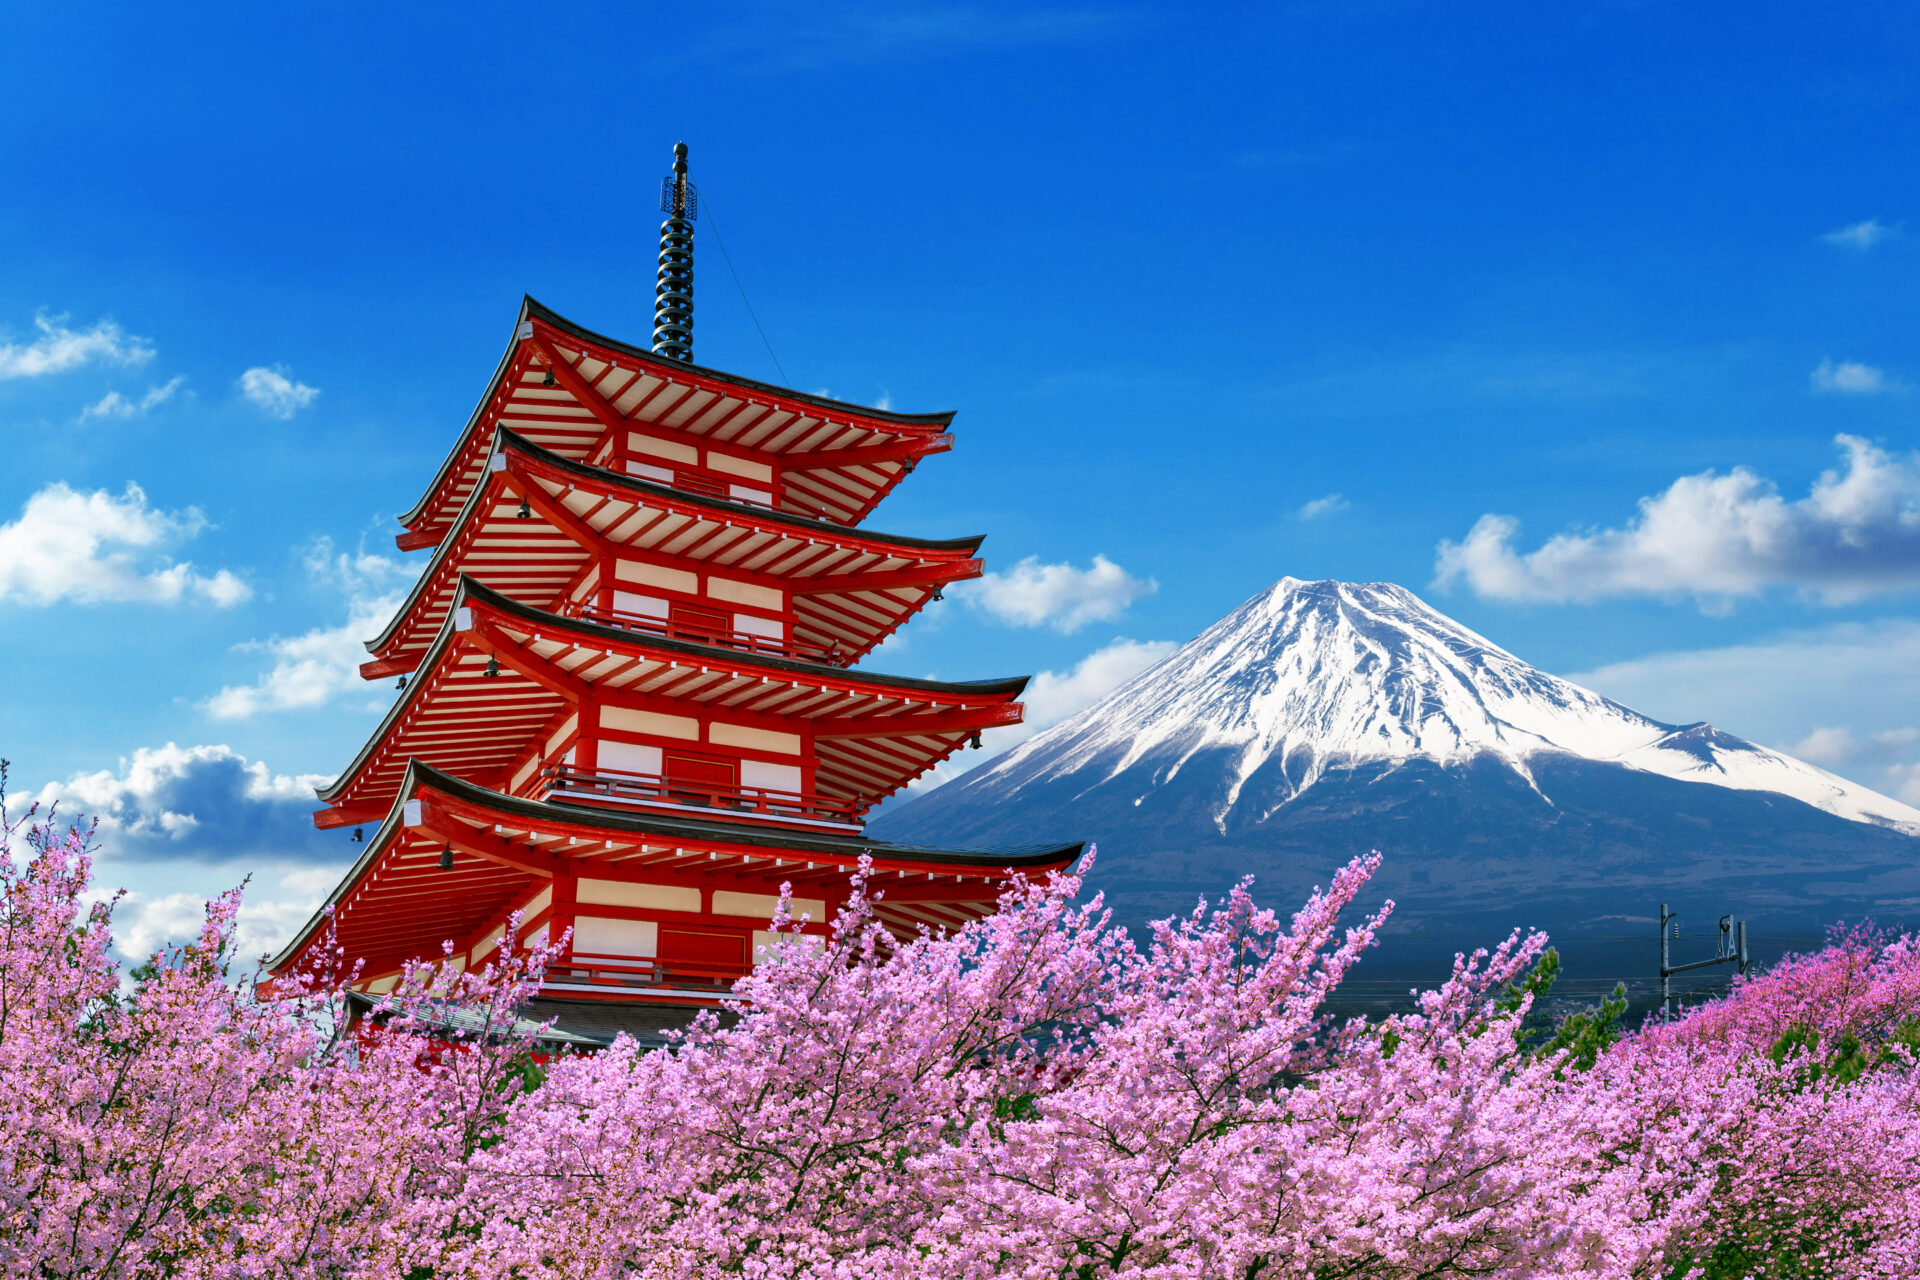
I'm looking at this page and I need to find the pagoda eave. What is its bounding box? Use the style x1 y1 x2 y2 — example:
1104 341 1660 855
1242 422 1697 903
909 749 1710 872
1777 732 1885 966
362 427 986 676
398 296 959 541
274 762 1082 995
315 578 1027 828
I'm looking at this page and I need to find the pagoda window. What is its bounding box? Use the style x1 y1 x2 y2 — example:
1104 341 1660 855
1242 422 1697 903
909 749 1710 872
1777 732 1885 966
615 559 698 596
599 705 699 740
715 890 827 919
627 431 699 468
577 879 699 913
574 916 658 959
740 758 802 795
596 738 663 778
705 575 782 612
625 459 675 485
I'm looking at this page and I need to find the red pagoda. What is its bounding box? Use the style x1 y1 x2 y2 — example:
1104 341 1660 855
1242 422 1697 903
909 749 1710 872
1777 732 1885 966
267 145 1080 1044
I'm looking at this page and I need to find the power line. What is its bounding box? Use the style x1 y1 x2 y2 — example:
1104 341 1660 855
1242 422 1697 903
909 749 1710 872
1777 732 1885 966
694 185 790 386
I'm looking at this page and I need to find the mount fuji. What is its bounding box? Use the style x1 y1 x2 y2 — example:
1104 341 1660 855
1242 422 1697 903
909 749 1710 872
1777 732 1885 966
872 579 1920 944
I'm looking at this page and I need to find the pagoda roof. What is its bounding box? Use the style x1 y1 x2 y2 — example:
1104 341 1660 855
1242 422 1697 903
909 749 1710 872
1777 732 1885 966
362 428 985 678
400 297 956 546
316 578 1026 828
271 761 1082 979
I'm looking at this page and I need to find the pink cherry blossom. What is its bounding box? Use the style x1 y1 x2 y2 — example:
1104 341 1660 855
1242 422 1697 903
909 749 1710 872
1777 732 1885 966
3 769 1916 1278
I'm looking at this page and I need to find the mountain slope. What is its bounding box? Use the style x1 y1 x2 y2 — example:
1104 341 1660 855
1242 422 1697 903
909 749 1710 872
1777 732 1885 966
873 579 1920 937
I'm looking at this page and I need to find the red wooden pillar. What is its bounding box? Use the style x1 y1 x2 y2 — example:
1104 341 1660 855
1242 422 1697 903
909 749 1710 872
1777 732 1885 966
551 870 578 963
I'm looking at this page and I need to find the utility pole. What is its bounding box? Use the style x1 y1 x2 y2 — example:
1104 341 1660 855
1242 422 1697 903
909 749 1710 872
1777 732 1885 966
1658 904 1751 1017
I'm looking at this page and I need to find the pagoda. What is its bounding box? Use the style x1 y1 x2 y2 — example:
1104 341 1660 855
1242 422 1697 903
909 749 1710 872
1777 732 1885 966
266 144 1081 1043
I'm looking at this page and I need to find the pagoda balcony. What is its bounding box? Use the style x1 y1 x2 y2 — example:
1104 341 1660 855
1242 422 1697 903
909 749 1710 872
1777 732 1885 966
541 951 749 997
538 764 865 830
557 601 845 665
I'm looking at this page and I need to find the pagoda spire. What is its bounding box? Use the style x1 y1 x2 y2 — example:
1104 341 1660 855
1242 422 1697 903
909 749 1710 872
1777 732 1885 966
653 142 696 363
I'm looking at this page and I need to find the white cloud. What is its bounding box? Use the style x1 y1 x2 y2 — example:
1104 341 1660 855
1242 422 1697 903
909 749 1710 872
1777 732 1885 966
1568 620 1920 803
1297 493 1349 521
957 554 1156 633
1811 359 1898 396
1820 218 1897 251
39 742 327 841
0 482 249 607
901 636 1176 795
239 365 320 419
874 388 893 411
1435 434 1920 608
81 375 187 420
1787 726 1920 767
0 313 154 380
1020 637 1179 728
114 872 335 964
202 537 414 719
1886 763 1920 808
37 743 354 963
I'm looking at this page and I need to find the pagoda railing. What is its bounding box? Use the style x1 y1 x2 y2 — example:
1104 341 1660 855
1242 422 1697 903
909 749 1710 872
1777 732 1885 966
558 601 843 665
544 951 748 992
539 763 865 827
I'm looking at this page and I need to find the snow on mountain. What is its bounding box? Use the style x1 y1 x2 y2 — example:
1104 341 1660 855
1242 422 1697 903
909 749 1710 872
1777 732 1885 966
954 578 1920 836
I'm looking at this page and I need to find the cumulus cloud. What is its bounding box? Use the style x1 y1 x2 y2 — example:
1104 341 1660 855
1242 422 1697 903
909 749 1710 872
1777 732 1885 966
901 636 1177 795
113 870 339 965
1020 638 1179 728
957 554 1156 633
0 481 249 607
1885 763 1920 808
37 742 332 859
1788 726 1920 767
1569 619 1920 805
1296 493 1349 521
202 537 415 719
80 375 187 420
1820 218 1897 251
1811 359 1899 396
0 313 154 379
41 740 351 962
239 365 320 419
1435 434 1920 608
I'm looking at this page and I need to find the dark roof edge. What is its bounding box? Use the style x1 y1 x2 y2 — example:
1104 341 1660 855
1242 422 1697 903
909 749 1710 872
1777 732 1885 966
366 427 985 656
457 575 1032 697
321 574 1028 801
523 295 956 429
273 760 1083 972
398 295 956 532
499 425 983 550
413 761 1083 866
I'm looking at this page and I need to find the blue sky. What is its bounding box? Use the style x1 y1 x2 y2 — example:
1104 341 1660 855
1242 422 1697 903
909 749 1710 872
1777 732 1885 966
3 2 1917 956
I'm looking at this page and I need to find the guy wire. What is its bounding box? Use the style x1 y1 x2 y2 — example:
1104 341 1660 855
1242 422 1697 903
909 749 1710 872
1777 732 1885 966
696 185 791 387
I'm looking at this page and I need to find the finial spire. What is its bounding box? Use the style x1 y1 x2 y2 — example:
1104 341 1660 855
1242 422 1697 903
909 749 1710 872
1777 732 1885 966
653 141 696 363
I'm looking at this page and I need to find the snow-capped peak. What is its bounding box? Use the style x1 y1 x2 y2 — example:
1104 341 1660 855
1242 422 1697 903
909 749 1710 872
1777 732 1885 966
972 578 1920 835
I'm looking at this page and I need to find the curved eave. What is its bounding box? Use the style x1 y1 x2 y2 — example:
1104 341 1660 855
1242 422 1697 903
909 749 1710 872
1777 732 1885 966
462 576 1029 698
318 575 1029 805
523 296 955 431
399 296 954 532
366 426 985 660
273 760 1083 974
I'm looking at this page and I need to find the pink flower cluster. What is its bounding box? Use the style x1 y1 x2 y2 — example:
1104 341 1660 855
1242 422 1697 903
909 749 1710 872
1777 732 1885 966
4 799 1917 1277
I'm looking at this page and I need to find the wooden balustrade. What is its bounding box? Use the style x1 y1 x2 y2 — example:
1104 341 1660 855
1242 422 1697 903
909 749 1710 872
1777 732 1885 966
539 764 864 826
558 601 842 665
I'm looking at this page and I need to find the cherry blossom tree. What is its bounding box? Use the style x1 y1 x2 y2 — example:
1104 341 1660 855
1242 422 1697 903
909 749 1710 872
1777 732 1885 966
3 762 1917 1279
